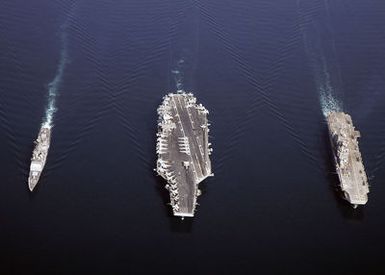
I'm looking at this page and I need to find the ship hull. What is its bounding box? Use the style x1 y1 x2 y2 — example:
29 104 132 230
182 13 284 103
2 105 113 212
156 92 213 218
28 126 51 191
326 112 369 206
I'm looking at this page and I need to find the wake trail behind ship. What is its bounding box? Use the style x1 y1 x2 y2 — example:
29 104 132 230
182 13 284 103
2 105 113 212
42 29 69 129
171 58 185 92
168 2 200 93
298 0 343 118
318 56 342 117
28 21 70 191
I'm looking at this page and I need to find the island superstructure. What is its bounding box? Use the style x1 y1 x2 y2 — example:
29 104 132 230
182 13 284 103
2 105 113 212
326 112 369 207
156 92 213 218
28 125 51 191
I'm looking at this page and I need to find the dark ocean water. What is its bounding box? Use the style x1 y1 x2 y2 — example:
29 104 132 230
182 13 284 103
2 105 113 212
1 0 385 274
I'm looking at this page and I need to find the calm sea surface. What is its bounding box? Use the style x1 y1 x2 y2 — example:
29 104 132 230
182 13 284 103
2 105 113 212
1 0 385 274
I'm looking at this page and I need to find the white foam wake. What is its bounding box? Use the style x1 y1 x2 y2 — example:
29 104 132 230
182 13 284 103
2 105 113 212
299 5 343 119
318 57 342 117
171 58 185 92
320 90 341 117
41 30 69 128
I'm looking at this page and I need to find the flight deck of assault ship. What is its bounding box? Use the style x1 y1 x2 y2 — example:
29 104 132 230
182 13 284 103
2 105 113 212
156 92 213 218
28 125 51 191
326 112 369 207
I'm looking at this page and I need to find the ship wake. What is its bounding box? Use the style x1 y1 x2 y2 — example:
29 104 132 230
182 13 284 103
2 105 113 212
171 58 185 92
168 2 200 93
41 28 69 129
303 35 343 118
318 58 342 118
28 23 70 191
298 0 343 118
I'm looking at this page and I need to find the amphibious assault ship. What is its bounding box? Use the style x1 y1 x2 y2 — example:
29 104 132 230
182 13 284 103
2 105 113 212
156 92 213 218
28 125 51 191
326 112 369 207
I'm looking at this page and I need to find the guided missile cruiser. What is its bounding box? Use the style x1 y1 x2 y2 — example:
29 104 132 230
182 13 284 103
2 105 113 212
28 125 51 191
156 92 213 218
326 112 369 207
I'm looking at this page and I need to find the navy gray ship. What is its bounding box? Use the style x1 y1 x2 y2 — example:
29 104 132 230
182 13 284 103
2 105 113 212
156 92 213 218
28 125 51 191
326 112 369 207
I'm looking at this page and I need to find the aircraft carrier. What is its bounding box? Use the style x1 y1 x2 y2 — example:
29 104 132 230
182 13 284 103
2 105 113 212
326 112 369 207
156 92 213 218
28 125 51 191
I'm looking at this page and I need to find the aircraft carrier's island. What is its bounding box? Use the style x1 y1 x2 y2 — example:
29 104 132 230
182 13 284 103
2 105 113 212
28 125 51 191
326 112 369 207
156 92 213 218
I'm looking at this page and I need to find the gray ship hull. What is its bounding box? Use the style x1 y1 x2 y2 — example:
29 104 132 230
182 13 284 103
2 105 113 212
326 112 369 206
28 126 51 191
156 92 213 218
